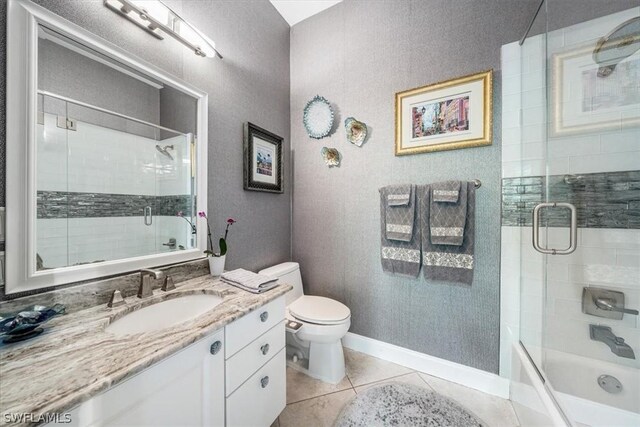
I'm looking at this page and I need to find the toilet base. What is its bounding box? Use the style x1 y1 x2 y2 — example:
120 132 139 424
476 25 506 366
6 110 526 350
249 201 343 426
308 340 345 384
286 335 346 384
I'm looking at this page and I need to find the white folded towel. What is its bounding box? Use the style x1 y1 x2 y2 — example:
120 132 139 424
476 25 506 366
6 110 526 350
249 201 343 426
221 268 279 293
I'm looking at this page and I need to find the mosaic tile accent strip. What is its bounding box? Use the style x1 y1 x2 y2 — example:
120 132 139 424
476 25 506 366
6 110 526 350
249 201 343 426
502 170 640 229
37 191 193 219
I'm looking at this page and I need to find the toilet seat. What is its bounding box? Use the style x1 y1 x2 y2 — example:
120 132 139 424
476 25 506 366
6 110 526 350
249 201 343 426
289 296 350 325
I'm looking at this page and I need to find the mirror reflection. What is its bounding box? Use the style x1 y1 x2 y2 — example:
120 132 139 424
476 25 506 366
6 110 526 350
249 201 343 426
35 25 199 270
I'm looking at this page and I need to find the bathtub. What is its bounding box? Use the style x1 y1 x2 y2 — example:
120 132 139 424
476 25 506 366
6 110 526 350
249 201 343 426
511 344 640 427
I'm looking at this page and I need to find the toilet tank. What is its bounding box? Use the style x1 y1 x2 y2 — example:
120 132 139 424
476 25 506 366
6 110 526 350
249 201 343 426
258 262 303 306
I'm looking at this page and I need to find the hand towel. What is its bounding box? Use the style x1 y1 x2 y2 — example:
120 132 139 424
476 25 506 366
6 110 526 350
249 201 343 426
432 180 460 203
420 182 476 285
384 184 415 242
429 181 467 246
222 280 279 294
221 268 279 293
379 185 421 278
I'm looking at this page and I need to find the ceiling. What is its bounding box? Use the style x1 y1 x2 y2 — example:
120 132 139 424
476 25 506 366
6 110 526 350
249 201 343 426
270 0 343 27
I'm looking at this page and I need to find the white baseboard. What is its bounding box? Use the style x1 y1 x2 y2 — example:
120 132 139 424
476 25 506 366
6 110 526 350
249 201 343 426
342 332 510 399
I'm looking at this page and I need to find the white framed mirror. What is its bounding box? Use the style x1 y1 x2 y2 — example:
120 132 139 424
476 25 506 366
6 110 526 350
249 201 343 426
5 0 209 294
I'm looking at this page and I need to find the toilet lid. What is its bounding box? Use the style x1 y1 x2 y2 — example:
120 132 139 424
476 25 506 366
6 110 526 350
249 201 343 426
289 296 350 325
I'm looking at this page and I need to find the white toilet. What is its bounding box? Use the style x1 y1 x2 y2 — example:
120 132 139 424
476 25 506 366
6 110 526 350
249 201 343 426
259 262 350 384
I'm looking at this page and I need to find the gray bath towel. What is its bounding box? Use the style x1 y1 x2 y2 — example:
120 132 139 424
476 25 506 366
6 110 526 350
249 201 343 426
432 180 460 203
420 183 475 285
429 181 467 246
383 184 415 242
379 185 421 278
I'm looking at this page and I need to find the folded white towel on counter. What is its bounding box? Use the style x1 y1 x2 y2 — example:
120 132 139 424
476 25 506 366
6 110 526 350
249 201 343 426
221 268 279 293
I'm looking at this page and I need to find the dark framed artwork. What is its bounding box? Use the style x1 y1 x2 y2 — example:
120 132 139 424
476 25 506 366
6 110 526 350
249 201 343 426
243 122 284 193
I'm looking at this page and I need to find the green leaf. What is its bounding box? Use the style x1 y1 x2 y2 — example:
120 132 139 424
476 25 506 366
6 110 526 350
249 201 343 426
219 238 227 256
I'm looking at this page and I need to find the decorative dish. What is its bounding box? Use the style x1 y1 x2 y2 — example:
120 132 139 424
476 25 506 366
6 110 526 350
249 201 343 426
303 95 334 139
0 304 66 343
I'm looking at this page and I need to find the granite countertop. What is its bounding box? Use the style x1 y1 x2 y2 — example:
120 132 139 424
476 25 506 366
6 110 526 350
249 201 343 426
0 275 292 425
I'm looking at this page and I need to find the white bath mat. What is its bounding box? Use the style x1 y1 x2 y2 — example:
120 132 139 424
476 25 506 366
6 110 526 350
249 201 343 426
335 382 484 427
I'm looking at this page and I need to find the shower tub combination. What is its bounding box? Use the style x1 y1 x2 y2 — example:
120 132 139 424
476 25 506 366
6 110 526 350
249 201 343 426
512 346 639 426
502 2 640 426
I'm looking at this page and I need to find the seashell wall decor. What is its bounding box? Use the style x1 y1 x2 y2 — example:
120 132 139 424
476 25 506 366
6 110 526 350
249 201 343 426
344 117 368 147
321 147 341 167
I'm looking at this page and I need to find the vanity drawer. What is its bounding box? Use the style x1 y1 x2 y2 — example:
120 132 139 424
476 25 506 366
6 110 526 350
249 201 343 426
226 347 286 427
225 296 285 358
226 320 285 396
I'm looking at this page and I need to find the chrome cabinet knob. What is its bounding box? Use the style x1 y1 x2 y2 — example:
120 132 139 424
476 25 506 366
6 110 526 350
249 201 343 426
260 343 270 355
260 376 269 388
260 311 269 322
210 340 222 355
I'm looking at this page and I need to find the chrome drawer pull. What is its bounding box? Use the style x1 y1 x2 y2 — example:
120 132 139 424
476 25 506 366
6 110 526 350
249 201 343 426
261 376 269 388
260 343 270 355
210 341 222 355
260 311 269 322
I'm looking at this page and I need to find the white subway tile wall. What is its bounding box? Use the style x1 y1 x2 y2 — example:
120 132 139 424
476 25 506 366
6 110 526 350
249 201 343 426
35 113 193 268
499 6 640 378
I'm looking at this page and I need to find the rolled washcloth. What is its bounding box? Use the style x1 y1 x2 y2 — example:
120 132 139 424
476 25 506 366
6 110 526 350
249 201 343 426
221 269 279 294
429 181 467 246
383 184 415 242
379 184 421 278
420 182 476 285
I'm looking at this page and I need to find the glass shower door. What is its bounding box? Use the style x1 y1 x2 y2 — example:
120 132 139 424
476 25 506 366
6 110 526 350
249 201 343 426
519 1 640 425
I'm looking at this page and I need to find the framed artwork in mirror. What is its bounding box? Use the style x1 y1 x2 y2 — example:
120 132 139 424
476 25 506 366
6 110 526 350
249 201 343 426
551 39 640 137
395 70 493 155
244 122 284 193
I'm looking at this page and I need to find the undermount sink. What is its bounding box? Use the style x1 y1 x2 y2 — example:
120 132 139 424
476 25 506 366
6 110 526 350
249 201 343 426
106 294 224 337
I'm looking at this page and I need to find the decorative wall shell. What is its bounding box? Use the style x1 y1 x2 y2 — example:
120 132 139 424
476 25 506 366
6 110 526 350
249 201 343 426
344 117 368 146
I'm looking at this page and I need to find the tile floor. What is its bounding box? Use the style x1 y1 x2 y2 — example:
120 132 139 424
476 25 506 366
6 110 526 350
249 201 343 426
273 348 520 427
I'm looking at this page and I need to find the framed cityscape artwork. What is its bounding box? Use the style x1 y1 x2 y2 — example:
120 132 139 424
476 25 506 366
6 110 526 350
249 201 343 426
243 122 283 193
395 70 493 155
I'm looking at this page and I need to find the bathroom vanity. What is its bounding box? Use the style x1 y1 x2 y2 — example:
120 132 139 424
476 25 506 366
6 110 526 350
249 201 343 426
0 276 290 427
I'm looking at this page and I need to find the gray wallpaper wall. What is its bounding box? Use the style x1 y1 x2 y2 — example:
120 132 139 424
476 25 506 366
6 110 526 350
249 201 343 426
0 0 291 298
38 38 161 125
290 0 539 374
289 0 638 374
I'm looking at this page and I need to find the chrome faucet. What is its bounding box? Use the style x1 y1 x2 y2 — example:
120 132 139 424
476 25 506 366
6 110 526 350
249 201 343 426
138 269 164 298
590 325 635 359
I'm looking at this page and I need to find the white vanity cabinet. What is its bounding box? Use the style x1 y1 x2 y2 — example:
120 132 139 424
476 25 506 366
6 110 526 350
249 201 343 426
46 296 286 427
55 329 226 427
225 297 286 427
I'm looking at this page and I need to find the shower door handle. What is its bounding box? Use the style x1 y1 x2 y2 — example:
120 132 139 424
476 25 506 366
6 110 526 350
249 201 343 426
144 206 153 226
532 202 577 255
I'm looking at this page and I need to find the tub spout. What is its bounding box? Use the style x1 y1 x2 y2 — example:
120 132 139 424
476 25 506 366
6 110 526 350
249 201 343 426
590 325 635 359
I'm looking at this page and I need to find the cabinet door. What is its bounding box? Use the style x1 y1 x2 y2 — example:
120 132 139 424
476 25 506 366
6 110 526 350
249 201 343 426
50 329 225 427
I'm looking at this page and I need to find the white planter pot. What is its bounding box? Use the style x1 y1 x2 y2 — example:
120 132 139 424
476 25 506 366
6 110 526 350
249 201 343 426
208 255 226 276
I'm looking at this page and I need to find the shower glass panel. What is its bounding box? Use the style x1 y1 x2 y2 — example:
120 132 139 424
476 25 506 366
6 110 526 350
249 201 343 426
518 1 640 424
35 93 195 270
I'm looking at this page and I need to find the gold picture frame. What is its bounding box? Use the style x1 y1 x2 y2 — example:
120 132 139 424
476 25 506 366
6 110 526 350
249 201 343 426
395 70 493 155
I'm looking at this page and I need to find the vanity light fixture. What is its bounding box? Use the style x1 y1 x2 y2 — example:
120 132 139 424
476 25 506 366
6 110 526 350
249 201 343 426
104 0 223 59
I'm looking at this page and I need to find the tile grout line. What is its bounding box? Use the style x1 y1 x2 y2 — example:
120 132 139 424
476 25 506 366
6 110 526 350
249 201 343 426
286 387 356 406
414 371 435 391
349 370 419 390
